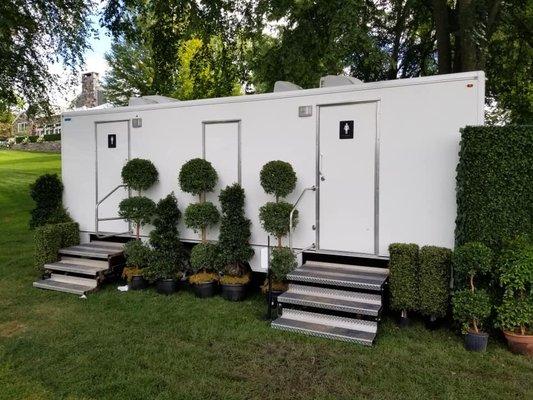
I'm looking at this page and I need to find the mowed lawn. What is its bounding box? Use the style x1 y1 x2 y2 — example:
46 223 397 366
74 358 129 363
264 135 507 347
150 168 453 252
0 150 531 400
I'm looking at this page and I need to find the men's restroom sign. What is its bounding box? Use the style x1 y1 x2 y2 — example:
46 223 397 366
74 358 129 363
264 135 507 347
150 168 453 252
108 134 117 148
339 120 354 139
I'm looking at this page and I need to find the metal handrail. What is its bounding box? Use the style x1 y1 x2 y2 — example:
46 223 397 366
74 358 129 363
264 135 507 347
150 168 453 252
95 184 130 238
288 185 316 251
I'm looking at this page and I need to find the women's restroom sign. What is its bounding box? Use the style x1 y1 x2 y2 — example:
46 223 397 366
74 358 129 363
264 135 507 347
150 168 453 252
339 121 354 139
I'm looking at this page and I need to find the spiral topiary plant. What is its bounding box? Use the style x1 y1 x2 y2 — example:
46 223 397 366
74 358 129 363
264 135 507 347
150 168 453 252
218 184 254 285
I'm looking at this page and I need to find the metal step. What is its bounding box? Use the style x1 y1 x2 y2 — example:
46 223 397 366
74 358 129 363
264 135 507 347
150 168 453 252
33 279 96 295
287 261 389 291
278 284 382 316
271 309 377 346
44 261 108 276
59 242 124 259
48 273 98 287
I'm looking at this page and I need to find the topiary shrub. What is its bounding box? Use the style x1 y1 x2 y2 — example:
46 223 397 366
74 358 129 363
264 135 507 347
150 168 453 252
258 160 298 248
118 196 156 239
184 202 220 235
495 235 533 336
123 240 152 281
419 246 452 320
388 243 419 319
179 158 218 198
260 160 297 201
29 174 72 229
189 242 220 284
270 247 297 282
452 242 494 334
217 184 254 280
121 158 159 193
34 222 79 270
143 193 186 283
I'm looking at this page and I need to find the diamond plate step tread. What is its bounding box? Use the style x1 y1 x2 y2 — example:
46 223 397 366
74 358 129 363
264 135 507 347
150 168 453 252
299 264 388 283
305 261 389 276
44 262 107 276
287 270 384 291
278 285 381 316
33 279 95 295
271 309 377 345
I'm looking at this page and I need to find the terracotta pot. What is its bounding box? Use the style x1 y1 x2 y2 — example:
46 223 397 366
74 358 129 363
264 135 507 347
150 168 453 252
503 331 533 357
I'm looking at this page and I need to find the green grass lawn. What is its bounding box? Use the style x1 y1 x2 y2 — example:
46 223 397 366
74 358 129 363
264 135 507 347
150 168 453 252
0 150 531 400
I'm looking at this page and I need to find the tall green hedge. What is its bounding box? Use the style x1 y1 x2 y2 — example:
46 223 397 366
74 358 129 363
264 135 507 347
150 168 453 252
34 222 79 269
419 246 452 318
389 243 419 314
455 125 533 250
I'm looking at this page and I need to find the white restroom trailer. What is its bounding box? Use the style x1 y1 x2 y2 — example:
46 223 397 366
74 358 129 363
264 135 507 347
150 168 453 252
61 71 485 272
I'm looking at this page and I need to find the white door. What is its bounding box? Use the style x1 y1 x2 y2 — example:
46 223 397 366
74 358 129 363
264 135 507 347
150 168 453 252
96 121 129 233
318 102 378 254
203 121 240 240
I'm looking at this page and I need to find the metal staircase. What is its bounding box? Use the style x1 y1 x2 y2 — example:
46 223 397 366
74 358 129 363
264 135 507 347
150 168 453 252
33 240 125 295
271 259 389 346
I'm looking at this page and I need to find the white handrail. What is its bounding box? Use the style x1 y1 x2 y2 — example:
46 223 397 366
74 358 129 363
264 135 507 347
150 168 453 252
95 184 130 238
288 185 316 251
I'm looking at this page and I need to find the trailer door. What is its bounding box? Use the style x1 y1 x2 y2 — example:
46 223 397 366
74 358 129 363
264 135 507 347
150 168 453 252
203 120 240 240
96 121 129 234
318 102 378 254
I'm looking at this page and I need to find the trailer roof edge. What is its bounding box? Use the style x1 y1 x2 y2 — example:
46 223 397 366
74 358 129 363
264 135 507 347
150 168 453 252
63 71 485 118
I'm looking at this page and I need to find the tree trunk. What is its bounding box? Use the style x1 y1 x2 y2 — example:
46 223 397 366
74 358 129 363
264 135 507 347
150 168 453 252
431 0 452 74
136 224 140 240
458 0 477 71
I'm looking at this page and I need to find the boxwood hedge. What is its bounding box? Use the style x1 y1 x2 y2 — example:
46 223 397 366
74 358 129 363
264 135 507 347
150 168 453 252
455 125 533 250
419 246 452 318
34 222 79 269
388 243 419 314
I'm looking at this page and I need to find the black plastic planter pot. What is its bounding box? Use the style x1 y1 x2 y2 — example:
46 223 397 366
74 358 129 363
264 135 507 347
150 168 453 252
193 281 216 298
129 275 148 290
399 316 410 328
465 331 489 352
425 315 440 331
265 290 285 307
156 279 177 295
221 283 246 301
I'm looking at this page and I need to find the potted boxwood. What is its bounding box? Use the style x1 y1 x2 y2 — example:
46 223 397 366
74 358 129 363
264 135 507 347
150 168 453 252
218 184 254 301
388 243 419 327
495 236 533 356
258 160 298 297
452 242 493 352
123 240 152 290
142 193 186 295
179 158 220 297
419 245 452 329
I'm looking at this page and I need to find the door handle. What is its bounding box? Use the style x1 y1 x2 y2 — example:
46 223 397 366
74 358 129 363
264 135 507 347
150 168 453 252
319 153 325 181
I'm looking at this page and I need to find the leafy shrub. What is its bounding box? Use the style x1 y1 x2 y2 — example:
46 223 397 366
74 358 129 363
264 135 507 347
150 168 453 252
419 246 452 318
452 242 492 288
218 184 254 276
44 133 61 142
495 236 533 334
118 196 156 239
270 247 297 282
124 240 151 268
145 193 185 281
259 201 298 244
179 158 218 196
121 158 158 193
260 160 297 200
34 222 79 269
455 125 533 250
452 289 492 333
184 202 219 233
190 242 219 274
388 243 419 315
29 174 72 229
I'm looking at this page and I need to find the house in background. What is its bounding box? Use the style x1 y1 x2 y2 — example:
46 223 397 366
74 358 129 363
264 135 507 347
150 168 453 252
12 72 109 137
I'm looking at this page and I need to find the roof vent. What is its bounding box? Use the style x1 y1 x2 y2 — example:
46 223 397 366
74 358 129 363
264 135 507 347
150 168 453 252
273 81 303 92
128 95 179 106
319 75 363 88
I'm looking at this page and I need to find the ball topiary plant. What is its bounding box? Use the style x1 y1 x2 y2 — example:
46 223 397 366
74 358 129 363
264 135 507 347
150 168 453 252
118 196 156 239
260 160 297 201
121 158 159 194
179 158 218 199
270 247 297 283
184 202 220 238
259 201 298 247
